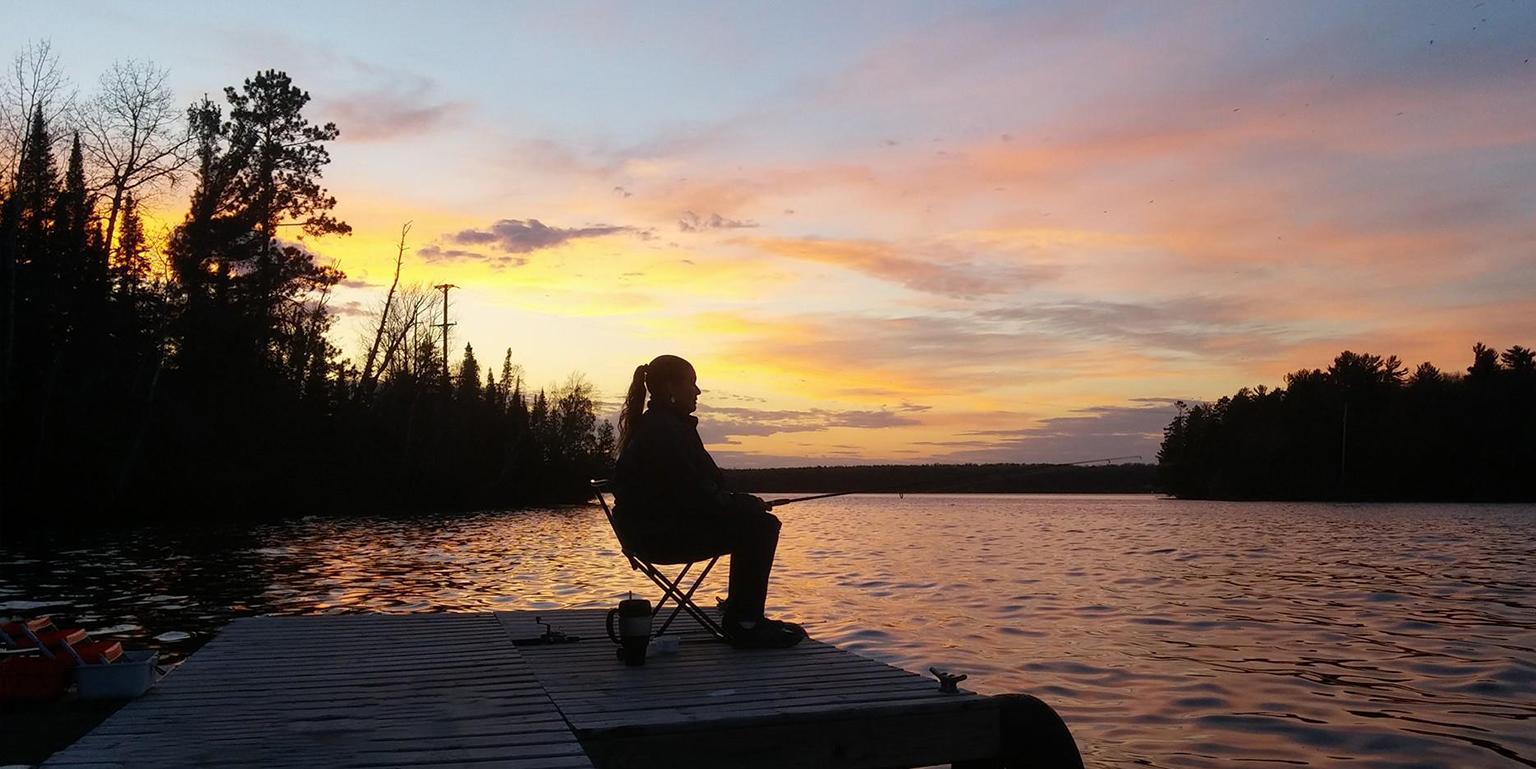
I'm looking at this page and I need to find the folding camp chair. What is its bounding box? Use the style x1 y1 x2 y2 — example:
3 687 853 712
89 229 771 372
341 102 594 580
591 479 727 640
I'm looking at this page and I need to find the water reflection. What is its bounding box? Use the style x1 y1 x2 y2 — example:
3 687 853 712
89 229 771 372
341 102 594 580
2 496 1533 768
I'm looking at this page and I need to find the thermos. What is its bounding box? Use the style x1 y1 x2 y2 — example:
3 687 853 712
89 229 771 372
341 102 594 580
606 597 652 666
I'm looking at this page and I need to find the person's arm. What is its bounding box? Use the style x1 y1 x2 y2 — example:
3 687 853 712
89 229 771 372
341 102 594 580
648 417 733 514
689 427 771 514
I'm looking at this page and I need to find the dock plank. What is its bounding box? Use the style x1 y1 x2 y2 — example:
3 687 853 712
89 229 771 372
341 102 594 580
43 613 592 769
498 609 1000 769
48 609 1010 769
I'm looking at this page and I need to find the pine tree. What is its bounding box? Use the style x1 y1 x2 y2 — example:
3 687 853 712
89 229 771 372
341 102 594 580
114 193 148 293
497 348 521 415
595 420 616 461
1409 361 1443 388
168 71 349 383
509 376 527 433
1500 345 1534 376
11 107 60 356
56 132 107 309
13 107 56 270
56 133 90 258
1468 342 1501 382
530 390 550 461
457 342 480 403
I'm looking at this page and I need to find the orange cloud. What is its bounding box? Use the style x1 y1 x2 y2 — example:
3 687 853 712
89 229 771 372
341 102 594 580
737 235 1054 298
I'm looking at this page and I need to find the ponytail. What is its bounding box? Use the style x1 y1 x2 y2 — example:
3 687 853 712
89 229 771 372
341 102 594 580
617 355 693 453
617 363 649 452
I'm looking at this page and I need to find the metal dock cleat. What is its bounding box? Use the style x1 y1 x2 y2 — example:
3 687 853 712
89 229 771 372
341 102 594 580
929 666 968 693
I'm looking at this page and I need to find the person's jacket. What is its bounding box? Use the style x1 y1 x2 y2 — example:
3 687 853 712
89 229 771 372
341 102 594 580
612 404 733 545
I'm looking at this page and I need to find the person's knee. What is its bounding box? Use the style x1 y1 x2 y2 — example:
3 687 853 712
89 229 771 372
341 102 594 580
727 510 779 547
736 510 780 536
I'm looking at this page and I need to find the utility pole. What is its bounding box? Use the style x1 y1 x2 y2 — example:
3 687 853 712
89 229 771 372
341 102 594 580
433 283 457 391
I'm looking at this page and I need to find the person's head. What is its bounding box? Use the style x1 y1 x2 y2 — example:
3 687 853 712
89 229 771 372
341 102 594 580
618 354 701 449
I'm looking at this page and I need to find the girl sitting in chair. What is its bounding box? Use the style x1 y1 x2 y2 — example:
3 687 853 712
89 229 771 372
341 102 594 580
613 354 806 649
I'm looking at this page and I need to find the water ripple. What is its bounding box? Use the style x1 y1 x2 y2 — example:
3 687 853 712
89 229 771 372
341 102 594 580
1 496 1533 768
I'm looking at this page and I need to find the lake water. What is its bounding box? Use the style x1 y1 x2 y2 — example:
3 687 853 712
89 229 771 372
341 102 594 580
2 495 1533 768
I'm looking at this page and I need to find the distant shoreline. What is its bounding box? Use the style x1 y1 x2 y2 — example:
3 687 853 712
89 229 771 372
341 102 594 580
723 462 1159 495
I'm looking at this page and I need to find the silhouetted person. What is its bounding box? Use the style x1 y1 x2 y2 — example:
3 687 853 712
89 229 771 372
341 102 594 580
613 354 806 648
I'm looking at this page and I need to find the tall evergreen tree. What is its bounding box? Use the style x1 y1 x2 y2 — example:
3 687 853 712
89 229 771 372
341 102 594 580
13 107 55 271
1500 345 1534 376
168 71 350 383
594 420 617 462
55 131 109 316
10 106 59 360
55 133 90 258
114 193 148 293
457 342 480 403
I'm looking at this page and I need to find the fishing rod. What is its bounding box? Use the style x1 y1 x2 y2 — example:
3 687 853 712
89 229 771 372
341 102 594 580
764 455 1144 508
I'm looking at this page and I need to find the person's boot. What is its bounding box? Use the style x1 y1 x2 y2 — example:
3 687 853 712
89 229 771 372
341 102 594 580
720 597 806 647
722 613 804 649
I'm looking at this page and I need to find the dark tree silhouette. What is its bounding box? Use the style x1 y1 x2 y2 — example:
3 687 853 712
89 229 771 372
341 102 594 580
1158 345 1536 501
170 71 349 385
457 342 481 403
1 62 615 531
8 107 58 363
726 463 1156 495
78 58 192 254
113 193 148 293
1 41 72 180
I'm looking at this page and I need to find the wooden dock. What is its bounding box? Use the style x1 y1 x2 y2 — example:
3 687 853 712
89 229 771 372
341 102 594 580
43 610 1006 769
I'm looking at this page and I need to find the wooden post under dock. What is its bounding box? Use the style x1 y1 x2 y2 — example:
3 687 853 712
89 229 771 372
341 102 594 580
43 610 1006 768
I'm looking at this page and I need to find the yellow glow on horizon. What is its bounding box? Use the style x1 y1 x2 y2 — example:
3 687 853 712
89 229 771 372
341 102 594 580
82 6 1532 469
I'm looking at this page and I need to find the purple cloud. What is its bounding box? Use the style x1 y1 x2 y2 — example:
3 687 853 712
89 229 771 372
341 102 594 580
679 211 759 232
446 218 633 254
695 404 925 444
925 399 1186 463
419 244 528 267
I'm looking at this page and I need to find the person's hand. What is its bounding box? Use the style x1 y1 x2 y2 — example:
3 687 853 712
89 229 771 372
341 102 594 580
730 492 770 514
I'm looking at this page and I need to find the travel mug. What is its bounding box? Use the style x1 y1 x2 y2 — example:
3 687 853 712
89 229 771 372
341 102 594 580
606 597 652 666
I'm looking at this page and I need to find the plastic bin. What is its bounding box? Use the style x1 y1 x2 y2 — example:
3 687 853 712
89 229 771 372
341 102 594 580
75 650 158 700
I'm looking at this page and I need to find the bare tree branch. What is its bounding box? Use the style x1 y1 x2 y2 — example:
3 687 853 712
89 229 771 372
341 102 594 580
384 286 437 381
356 221 411 401
77 58 192 253
1 40 75 185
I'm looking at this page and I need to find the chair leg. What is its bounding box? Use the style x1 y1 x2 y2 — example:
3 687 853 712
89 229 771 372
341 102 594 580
656 556 721 636
640 559 727 640
648 561 691 620
674 599 726 640
664 586 727 640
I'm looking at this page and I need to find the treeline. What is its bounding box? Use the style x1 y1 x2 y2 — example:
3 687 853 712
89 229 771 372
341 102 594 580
725 463 1158 495
1158 346 1536 501
0 46 613 528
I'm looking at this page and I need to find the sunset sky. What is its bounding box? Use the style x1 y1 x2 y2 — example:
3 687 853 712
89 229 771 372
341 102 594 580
10 1 1535 466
